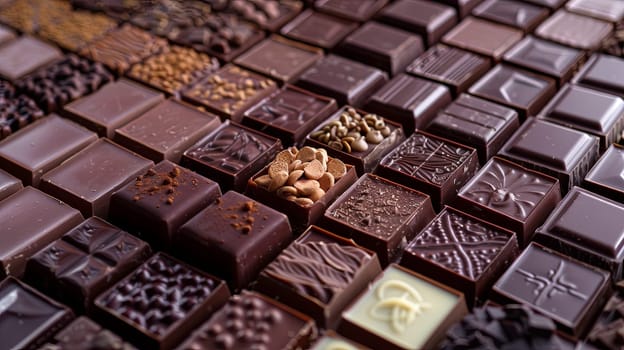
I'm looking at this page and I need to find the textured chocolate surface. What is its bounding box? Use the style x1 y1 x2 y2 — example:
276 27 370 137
114 99 221 163
0 80 44 141
427 94 519 164
473 0 549 32
281 9 357 49
0 186 83 279
0 36 62 82
39 138 153 218
536 10 613 51
442 17 523 61
40 316 137 350
602 21 624 57
573 54 624 98
584 144 624 203
0 169 21 202
589 281 624 349
95 253 230 350
25 217 151 313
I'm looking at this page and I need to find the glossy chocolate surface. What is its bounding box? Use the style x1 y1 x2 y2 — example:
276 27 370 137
492 243 611 336
427 94 519 164
473 0 549 32
25 217 151 313
315 0 387 22
522 0 566 9
0 24 16 46
114 99 221 163
39 139 153 218
281 9 358 49
0 169 21 202
40 316 137 350
566 0 624 23
94 253 230 350
499 118 600 193
436 0 482 17
63 79 164 138
0 36 61 82
584 144 624 203
0 115 97 186
442 17 523 61
0 186 83 279
573 54 624 98
535 10 613 51
110 161 220 250
296 55 387 107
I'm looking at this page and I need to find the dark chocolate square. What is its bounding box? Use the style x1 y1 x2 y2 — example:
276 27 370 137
322 173 435 265
181 121 282 192
63 79 164 138
25 217 151 313
573 54 624 98
492 243 611 336
468 65 557 118
242 85 338 147
39 138 154 218
336 21 424 76
0 115 97 186
406 44 491 96
280 9 358 49
377 0 457 47
521 0 566 9
427 94 520 164
0 36 61 82
584 144 624 203
177 291 316 350
296 55 387 108
256 225 382 328
473 0 549 32
535 10 613 51
234 36 322 84
503 36 585 86
113 99 221 163
315 0 388 21
566 0 624 23
182 65 278 122
442 17 523 61
0 169 21 202
109 161 221 249
402 206 519 306
539 84 624 150
175 191 292 290
0 277 74 350
40 317 136 350
434 0 482 17
0 24 16 46
364 74 452 134
377 131 480 210
94 253 230 350
499 118 600 193
0 186 83 279
455 157 561 246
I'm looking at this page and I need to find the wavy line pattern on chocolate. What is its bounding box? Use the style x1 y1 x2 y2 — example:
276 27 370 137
407 45 487 85
409 211 509 279
381 133 471 185
248 89 328 130
263 241 371 304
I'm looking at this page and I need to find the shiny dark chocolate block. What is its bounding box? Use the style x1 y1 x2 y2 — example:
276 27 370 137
256 225 382 328
522 0 566 9
280 10 358 49
242 85 338 147
454 157 561 246
94 253 230 350
0 35 61 82
336 22 424 76
377 131 479 210
177 291 317 350
0 186 83 279
435 0 482 17
534 187 624 280
0 168 21 202
536 10 613 51
584 144 624 203
573 54 624 98
492 243 611 337
566 0 624 23
0 115 97 186
473 0 549 32
0 277 74 350
181 121 282 192
40 316 137 350
402 206 519 306
376 0 456 47
39 139 154 218
499 118 600 194
63 79 164 138
322 173 435 265
234 36 322 84
296 55 388 107
315 0 388 22
427 94 519 164
503 36 585 86
25 217 151 313
468 65 557 119
407 44 491 96
175 191 292 290
114 99 221 163
442 17 523 61
365 74 452 134
109 161 220 249
539 84 624 150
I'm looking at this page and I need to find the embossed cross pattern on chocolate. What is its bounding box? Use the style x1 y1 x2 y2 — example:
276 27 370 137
516 260 589 306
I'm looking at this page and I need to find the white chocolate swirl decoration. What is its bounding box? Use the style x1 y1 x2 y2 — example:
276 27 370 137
370 280 432 333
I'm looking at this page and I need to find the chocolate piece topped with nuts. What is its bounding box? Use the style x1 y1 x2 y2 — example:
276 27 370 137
306 106 404 174
182 65 277 122
207 0 303 32
0 80 44 141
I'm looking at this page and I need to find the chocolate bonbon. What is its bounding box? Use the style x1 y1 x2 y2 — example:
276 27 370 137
94 253 230 350
584 144 624 203
0 36 62 82
535 10 613 51
573 54 624 98
0 115 97 186
25 217 151 313
472 0 549 33
256 225 382 328
40 316 137 350
0 169 21 202
280 9 358 50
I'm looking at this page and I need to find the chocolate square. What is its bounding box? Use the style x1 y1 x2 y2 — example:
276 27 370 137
584 144 624 203
175 191 292 290
281 9 358 49
0 36 61 82
473 0 549 32
573 54 624 98
566 0 624 23
436 0 482 17
536 10 613 51
0 169 21 202
0 24 16 46
442 17 523 61
315 0 388 21
522 0 566 9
